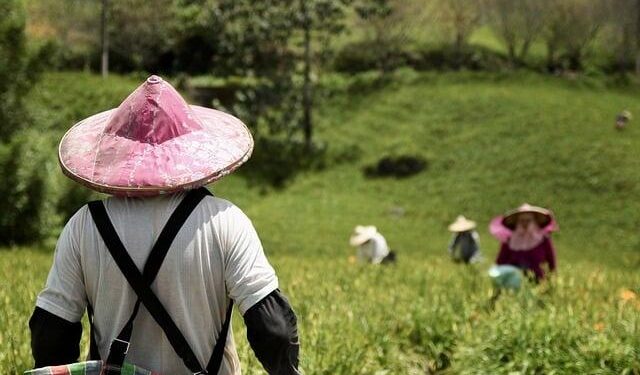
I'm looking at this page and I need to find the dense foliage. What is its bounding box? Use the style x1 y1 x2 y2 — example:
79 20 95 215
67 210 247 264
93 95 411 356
0 73 136 245
23 0 640 75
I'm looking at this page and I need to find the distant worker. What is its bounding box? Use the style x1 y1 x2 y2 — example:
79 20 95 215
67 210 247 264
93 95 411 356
447 215 481 264
490 203 557 282
615 110 632 130
349 225 396 264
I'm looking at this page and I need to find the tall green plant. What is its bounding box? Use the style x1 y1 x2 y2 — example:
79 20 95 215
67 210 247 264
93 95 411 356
0 0 56 244
0 131 62 245
0 0 44 142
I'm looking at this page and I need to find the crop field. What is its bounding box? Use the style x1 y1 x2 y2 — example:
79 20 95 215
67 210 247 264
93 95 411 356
1 71 640 374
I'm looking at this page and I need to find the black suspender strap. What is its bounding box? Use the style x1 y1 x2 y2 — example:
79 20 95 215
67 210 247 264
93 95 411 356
206 301 233 374
86 304 101 360
113 187 212 349
88 187 233 374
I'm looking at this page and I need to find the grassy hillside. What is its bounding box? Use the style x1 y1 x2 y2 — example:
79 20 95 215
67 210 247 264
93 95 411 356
1 71 639 374
220 70 640 268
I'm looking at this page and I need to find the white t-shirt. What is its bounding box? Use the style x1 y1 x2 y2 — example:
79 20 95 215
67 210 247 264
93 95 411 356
357 232 390 264
36 192 278 375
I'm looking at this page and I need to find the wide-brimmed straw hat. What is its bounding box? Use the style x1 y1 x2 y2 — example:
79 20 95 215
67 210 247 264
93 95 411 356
448 215 476 232
58 75 253 196
349 225 378 247
502 203 553 230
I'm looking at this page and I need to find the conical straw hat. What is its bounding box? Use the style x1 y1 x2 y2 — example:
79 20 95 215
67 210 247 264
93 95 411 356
349 225 378 246
502 203 552 230
448 215 477 232
58 75 253 196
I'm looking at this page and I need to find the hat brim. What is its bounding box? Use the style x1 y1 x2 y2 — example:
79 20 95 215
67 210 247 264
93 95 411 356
502 208 552 230
59 106 253 196
350 233 373 247
448 221 476 232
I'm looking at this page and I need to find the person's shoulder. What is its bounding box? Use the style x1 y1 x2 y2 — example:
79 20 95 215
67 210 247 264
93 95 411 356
55 203 95 248
201 195 239 212
65 203 92 229
200 195 251 221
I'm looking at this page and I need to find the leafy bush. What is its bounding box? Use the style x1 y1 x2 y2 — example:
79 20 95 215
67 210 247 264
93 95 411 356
333 39 414 74
241 137 329 190
0 72 135 245
334 41 513 74
0 0 48 141
410 44 511 71
0 130 61 245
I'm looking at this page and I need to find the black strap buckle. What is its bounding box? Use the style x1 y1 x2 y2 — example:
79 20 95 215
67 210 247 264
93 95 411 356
111 338 130 354
106 338 130 369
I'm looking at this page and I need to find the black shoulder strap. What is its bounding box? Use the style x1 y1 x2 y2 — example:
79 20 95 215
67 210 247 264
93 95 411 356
88 187 232 374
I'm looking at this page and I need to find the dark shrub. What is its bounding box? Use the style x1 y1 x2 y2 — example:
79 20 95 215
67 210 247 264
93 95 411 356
240 137 361 190
410 45 510 72
240 137 328 190
364 155 427 179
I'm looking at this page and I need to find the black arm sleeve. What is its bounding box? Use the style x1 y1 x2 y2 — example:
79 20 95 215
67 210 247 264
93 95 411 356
29 306 82 367
243 289 300 375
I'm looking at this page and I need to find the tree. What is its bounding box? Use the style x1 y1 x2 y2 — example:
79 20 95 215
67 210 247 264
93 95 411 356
436 0 481 50
25 0 99 70
108 0 178 72
297 0 352 148
542 0 605 71
202 0 351 149
484 0 545 65
354 0 418 73
101 0 109 77
605 0 640 74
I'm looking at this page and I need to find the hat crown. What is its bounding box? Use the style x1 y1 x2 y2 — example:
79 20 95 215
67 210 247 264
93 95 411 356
104 75 202 144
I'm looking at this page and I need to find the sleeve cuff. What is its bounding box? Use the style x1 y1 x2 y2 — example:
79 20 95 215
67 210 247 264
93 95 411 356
236 279 279 316
35 297 83 323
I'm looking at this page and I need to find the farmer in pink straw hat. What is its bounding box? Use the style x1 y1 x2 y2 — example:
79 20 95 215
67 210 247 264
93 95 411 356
490 203 558 282
28 76 299 375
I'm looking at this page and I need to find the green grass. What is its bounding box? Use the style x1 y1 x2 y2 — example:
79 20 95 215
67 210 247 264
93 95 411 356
2 71 640 373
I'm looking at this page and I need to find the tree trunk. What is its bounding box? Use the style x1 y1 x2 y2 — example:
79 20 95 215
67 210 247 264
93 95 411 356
507 43 516 67
546 42 556 73
101 0 109 78
301 1 313 149
519 40 531 62
620 24 630 74
635 0 640 75
455 30 464 52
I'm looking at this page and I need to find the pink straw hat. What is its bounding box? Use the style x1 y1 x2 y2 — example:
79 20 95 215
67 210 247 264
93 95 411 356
58 75 253 196
501 203 553 230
